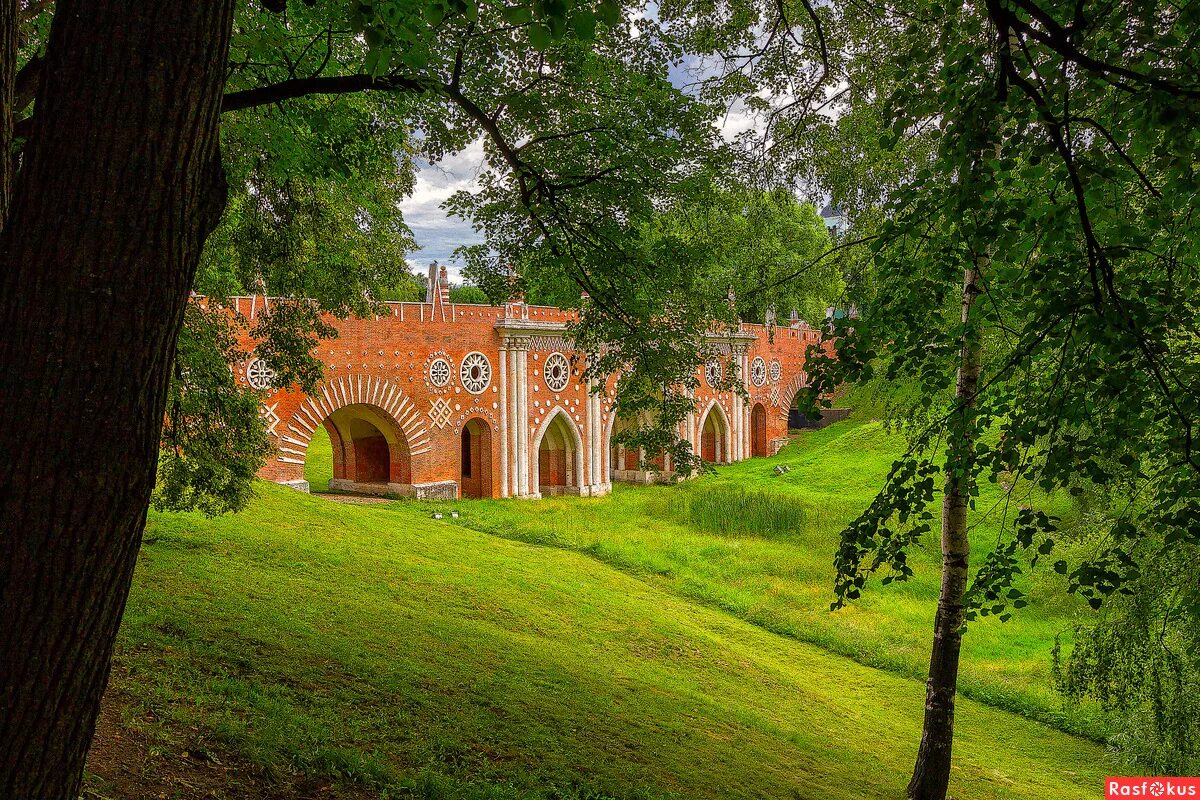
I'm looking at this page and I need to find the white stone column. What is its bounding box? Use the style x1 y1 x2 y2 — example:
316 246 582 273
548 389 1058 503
594 391 602 489
517 346 529 496
739 355 748 460
508 347 519 497
498 339 509 497
731 392 741 462
601 408 610 489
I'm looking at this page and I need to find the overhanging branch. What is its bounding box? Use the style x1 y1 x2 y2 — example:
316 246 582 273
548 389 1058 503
221 73 428 112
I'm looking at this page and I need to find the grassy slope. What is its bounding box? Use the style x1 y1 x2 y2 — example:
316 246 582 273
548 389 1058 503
113 483 1106 799
420 422 1106 740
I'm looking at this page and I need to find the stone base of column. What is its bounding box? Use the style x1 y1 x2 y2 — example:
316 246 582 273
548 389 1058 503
612 469 676 485
538 485 582 497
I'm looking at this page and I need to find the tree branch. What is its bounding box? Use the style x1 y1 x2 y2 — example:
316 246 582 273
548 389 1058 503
221 73 427 112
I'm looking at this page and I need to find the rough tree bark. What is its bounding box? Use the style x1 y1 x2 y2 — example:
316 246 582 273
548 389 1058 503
0 2 236 796
906 256 983 800
0 0 14 216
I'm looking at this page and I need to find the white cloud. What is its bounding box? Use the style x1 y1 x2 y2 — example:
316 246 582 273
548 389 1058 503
399 138 487 282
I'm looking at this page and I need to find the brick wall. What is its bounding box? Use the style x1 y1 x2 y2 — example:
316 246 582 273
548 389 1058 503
210 295 825 499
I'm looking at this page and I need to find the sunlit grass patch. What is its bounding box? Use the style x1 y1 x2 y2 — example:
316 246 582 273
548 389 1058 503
112 481 1109 799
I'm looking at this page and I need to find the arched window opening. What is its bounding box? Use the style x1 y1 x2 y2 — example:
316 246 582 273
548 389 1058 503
751 403 768 457
319 403 412 495
699 405 728 464
460 418 493 499
537 412 580 496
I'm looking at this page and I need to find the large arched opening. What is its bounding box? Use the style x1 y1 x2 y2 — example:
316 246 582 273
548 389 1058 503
698 403 730 464
609 416 639 477
534 409 583 496
459 418 494 499
320 403 412 495
751 402 768 457
609 414 669 483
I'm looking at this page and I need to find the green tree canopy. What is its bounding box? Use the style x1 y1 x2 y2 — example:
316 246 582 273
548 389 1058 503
715 0 1200 788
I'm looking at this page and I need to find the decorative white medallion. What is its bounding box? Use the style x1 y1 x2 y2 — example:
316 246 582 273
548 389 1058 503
246 357 275 390
769 359 782 382
459 352 492 394
544 352 570 392
428 357 452 388
705 360 723 388
750 356 767 387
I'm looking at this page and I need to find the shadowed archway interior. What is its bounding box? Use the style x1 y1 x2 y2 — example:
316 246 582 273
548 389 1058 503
460 418 493 498
320 403 412 494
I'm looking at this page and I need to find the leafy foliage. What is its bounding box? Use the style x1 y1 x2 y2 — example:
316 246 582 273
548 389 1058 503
8 0 762 507
449 284 490 304
1054 539 1200 774
724 0 1200 774
155 305 273 516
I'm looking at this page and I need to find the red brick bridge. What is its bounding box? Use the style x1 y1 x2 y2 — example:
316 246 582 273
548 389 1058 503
230 267 826 500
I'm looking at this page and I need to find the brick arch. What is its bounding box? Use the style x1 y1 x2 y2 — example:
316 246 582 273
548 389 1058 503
279 375 431 466
751 402 769 457
459 415 494 499
697 399 732 464
608 409 651 472
777 371 810 422
532 406 586 496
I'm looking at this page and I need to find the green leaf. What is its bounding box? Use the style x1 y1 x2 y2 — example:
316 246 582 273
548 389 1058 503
596 0 620 26
501 5 532 24
528 22 552 48
572 10 596 39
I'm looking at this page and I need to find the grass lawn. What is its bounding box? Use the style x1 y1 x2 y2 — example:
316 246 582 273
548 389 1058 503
415 421 1107 740
89 418 1113 798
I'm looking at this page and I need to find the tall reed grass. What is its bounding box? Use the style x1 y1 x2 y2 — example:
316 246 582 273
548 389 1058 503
670 485 807 538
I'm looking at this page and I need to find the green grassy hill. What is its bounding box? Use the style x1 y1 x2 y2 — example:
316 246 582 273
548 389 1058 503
89 421 1112 799
428 421 1106 740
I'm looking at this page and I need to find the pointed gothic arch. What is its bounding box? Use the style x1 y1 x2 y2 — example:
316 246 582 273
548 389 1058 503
697 400 731 464
459 416 494 498
751 402 769 457
532 406 585 496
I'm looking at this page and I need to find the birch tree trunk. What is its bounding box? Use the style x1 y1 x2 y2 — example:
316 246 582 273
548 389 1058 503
906 255 984 800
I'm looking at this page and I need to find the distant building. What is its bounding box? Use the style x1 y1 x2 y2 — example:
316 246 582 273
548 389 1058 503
820 203 846 237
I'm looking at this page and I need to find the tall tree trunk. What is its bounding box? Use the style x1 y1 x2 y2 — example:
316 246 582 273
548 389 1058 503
0 2 235 796
906 255 983 800
0 0 14 217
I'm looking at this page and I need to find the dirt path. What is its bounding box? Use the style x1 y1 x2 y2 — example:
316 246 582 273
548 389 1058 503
84 690 375 800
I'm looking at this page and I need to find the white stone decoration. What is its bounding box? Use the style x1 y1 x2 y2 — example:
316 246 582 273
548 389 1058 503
246 357 275 390
260 402 281 436
769 359 782 382
544 352 570 392
460 351 492 394
750 356 767 387
428 356 452 388
428 396 453 428
705 359 723 388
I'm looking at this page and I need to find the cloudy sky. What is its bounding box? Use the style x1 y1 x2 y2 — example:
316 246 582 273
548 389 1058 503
398 139 487 283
